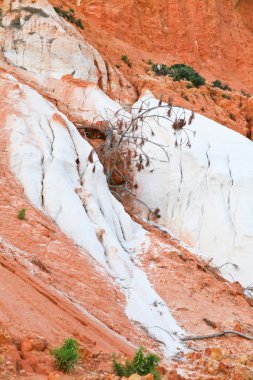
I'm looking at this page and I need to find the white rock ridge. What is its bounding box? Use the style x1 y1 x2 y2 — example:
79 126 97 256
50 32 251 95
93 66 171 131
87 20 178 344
133 94 253 289
2 73 184 357
0 0 107 91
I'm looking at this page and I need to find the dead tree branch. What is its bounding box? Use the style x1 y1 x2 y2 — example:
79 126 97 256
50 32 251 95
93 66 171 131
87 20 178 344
181 330 253 341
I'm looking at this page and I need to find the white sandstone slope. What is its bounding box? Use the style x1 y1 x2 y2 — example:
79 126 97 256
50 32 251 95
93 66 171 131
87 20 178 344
3 73 184 357
133 94 253 289
0 0 108 90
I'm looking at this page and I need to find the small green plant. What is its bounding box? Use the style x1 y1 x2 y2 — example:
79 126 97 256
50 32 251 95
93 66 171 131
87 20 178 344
151 63 205 87
54 7 84 29
121 55 132 68
51 338 79 373
18 208 26 220
222 93 231 100
112 346 160 379
186 83 193 89
212 80 232 91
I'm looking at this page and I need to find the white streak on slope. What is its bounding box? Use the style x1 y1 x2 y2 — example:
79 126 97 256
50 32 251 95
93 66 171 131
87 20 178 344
4 74 184 357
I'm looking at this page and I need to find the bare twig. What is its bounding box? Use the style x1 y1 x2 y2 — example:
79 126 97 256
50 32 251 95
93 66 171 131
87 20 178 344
181 330 253 341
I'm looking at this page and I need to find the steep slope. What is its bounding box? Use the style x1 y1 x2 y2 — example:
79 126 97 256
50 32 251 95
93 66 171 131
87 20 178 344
2 71 185 357
57 0 253 92
133 93 253 289
1 0 253 379
2 73 253 377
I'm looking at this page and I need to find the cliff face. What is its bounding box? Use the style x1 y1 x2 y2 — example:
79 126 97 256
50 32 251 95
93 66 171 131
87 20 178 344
50 0 253 141
58 0 253 92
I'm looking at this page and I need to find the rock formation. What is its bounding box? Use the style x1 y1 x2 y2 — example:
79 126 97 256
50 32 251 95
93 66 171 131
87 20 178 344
0 0 253 378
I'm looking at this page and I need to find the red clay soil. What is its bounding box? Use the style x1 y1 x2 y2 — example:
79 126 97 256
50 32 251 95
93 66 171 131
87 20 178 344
1 69 253 379
140 223 253 356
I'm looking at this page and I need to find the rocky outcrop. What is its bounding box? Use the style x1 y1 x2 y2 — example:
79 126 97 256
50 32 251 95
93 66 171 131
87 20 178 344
2 72 184 357
0 0 108 91
66 0 253 92
1 0 253 377
133 93 253 289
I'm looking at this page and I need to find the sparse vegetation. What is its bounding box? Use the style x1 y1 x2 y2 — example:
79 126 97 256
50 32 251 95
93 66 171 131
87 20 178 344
112 346 160 379
18 208 26 220
54 7 84 29
87 96 195 219
121 55 132 68
241 90 251 98
212 80 232 91
51 338 79 373
222 94 231 100
151 63 205 87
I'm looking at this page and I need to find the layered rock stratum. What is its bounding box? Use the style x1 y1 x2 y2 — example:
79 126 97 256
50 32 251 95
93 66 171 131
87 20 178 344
0 0 253 379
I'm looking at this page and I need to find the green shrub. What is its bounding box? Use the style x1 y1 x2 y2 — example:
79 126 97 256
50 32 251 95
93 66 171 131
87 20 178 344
121 55 132 68
170 64 205 87
54 7 84 29
222 93 231 100
51 338 79 373
212 80 232 91
112 346 160 379
76 18 84 29
151 63 205 87
18 208 26 220
151 63 172 76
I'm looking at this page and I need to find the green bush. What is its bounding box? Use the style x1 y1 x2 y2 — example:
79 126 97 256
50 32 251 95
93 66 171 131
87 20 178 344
51 338 79 373
212 80 231 91
151 63 172 76
222 93 231 100
151 63 205 87
121 55 132 68
54 7 84 29
18 208 26 220
112 346 160 379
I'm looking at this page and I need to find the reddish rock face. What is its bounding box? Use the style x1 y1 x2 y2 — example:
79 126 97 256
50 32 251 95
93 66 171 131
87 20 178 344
58 0 253 93
50 0 253 141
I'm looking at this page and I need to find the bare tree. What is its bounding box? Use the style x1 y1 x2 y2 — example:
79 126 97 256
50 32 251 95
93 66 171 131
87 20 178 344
80 96 195 219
